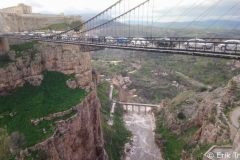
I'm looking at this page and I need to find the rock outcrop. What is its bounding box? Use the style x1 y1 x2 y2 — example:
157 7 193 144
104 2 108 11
0 43 92 96
159 85 232 144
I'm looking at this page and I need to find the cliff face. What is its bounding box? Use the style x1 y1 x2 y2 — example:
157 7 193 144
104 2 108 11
159 83 232 144
0 42 107 159
0 43 92 96
20 90 105 160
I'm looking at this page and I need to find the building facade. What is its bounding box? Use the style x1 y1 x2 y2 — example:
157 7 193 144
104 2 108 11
1 3 32 14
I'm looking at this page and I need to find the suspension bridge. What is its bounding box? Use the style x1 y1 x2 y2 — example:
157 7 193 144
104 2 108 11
0 0 240 59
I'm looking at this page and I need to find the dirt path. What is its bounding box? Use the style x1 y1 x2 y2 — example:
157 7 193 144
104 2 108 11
175 71 212 89
230 107 240 128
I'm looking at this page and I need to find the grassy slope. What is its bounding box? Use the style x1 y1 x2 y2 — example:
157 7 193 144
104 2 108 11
97 81 131 160
155 110 212 160
0 71 86 147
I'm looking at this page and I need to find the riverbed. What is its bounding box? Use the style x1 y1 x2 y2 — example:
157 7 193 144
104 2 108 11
123 106 163 160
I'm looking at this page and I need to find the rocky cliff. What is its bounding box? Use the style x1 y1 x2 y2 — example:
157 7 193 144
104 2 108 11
0 42 107 159
159 81 233 144
19 90 106 160
0 42 93 96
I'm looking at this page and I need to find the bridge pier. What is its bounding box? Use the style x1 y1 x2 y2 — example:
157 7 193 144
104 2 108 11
0 38 9 53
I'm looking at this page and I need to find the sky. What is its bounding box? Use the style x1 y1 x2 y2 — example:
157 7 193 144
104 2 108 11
1 0 240 22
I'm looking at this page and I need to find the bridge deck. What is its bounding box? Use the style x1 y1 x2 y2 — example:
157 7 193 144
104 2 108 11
1 35 240 59
116 101 159 107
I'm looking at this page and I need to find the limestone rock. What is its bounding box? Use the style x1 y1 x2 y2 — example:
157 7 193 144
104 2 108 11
66 79 77 89
0 43 92 96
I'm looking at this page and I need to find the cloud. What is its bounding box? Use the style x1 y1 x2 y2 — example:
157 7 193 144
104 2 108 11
25 0 44 8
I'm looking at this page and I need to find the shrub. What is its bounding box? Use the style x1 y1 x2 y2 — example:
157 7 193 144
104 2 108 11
177 111 186 119
8 131 26 150
197 87 208 92
0 53 10 62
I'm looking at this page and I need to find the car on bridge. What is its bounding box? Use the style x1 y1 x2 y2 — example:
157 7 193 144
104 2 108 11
105 36 116 44
184 38 213 50
131 37 150 46
218 40 240 51
116 37 130 44
153 37 177 48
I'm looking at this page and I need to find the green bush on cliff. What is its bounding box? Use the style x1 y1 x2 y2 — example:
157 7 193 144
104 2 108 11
0 71 86 147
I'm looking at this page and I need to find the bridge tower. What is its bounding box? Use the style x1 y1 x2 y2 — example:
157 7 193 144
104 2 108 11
0 13 10 52
0 38 10 52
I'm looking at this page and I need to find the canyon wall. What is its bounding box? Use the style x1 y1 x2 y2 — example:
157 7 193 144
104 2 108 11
0 42 93 96
159 83 232 144
0 42 107 159
19 90 106 160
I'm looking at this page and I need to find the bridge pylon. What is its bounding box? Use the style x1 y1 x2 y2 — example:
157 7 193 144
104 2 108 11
0 13 10 52
0 38 9 52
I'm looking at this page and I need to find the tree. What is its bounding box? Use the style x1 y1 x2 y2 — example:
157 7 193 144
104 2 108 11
69 21 83 31
177 111 186 119
8 131 26 150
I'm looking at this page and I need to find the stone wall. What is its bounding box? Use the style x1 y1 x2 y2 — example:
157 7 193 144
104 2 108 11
19 90 106 160
2 13 82 32
0 42 92 96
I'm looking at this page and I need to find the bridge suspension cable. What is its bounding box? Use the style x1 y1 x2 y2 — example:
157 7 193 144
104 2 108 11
52 0 122 36
146 0 184 34
175 0 222 36
161 0 203 31
76 0 149 36
197 1 240 38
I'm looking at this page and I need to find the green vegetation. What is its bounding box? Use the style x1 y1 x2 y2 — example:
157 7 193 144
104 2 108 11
42 23 69 30
42 21 83 31
69 21 83 31
160 54 239 86
98 81 131 160
155 108 232 160
0 71 86 147
10 41 39 59
167 91 195 111
92 50 239 103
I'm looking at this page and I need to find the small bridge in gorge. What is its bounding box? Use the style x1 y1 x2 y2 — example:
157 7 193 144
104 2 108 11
116 101 159 114
108 99 160 125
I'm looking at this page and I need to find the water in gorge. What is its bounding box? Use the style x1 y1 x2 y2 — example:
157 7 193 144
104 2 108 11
123 105 163 160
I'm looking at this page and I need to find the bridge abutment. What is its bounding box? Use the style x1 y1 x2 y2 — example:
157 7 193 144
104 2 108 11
0 38 10 52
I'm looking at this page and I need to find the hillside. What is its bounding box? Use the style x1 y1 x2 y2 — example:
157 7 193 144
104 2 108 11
92 49 240 103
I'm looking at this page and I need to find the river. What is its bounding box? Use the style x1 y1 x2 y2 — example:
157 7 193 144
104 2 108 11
123 105 163 160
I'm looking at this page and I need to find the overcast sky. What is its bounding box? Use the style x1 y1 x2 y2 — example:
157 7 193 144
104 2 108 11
1 0 240 22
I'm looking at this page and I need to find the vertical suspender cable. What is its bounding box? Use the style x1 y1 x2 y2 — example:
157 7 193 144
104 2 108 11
151 0 154 37
142 4 144 36
138 6 140 36
129 0 131 38
146 0 149 37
